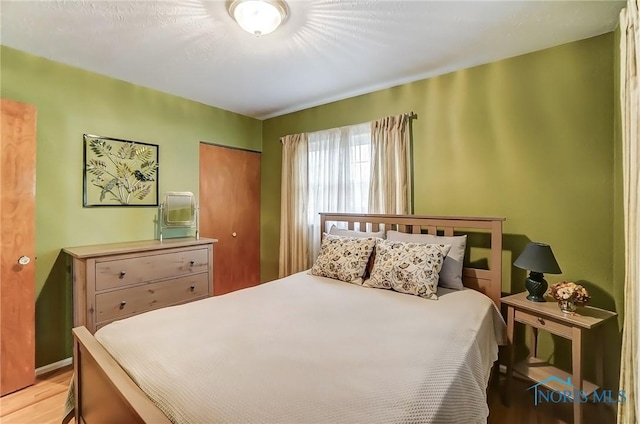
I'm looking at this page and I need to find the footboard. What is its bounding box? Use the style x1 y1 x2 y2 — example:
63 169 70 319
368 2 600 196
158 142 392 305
72 326 170 424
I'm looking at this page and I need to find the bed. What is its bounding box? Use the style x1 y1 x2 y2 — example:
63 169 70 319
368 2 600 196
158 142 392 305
70 213 506 424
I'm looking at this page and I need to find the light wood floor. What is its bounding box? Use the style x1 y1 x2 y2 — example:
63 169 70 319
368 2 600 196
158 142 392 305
0 367 72 424
0 366 616 424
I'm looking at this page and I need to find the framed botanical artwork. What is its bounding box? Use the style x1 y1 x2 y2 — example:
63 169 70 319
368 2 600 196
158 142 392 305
83 134 159 207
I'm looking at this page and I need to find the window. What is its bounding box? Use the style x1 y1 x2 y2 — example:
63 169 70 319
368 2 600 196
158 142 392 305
279 113 412 276
306 123 371 258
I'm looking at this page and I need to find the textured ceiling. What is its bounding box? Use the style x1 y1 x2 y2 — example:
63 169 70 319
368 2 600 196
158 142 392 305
0 1 625 119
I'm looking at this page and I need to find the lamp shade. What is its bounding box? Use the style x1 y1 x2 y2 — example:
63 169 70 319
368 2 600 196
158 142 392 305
513 242 562 274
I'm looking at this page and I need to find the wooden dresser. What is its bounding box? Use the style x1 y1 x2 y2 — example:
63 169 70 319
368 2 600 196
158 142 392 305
64 237 217 333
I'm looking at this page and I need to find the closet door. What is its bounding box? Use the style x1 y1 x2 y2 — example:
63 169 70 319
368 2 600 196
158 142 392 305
1 99 36 395
199 143 260 295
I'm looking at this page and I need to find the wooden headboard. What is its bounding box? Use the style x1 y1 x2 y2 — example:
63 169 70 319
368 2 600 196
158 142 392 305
319 213 505 307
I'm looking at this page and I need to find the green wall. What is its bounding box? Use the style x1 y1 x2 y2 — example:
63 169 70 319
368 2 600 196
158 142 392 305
261 34 621 388
0 45 262 367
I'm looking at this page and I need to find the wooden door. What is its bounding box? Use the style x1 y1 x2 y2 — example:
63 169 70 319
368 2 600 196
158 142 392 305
199 143 260 295
1 99 36 396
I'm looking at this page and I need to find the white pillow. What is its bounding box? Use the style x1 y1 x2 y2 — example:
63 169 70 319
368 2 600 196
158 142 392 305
310 234 377 285
386 230 467 290
364 240 451 300
329 225 385 239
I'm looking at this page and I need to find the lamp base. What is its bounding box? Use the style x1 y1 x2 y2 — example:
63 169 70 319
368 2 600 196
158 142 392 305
525 272 547 302
525 293 547 302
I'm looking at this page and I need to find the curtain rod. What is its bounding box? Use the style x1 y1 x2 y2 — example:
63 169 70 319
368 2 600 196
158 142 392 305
405 112 418 120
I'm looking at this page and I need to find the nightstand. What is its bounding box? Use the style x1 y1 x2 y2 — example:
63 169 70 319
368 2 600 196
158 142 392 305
502 292 617 424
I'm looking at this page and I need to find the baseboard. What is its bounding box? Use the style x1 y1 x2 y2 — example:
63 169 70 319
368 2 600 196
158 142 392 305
36 357 72 376
496 363 532 382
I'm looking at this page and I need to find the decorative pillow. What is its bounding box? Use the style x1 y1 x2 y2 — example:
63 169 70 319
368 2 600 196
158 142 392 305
386 231 467 290
329 225 386 239
310 234 377 285
329 225 385 277
364 240 451 299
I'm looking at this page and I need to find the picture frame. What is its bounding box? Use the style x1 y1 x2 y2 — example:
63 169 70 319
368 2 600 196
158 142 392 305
83 134 159 207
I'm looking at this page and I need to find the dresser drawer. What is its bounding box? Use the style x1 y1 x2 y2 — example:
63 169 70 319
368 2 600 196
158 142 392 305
514 309 572 338
95 248 209 291
95 272 209 323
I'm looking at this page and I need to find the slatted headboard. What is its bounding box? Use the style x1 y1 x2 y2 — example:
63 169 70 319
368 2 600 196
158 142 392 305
319 213 505 307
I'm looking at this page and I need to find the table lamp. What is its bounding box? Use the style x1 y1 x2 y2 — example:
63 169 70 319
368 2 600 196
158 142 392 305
513 242 562 302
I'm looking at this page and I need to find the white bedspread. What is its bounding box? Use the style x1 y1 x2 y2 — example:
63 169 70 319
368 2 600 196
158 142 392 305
95 271 506 424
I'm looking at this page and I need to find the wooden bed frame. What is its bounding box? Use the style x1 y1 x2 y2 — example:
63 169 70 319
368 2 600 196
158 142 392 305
320 213 505 307
71 214 504 423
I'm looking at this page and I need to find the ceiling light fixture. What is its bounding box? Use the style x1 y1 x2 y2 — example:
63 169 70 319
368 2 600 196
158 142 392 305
228 0 288 37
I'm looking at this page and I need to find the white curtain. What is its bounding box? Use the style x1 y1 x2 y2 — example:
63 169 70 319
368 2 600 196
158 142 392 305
278 133 309 278
307 123 371 260
618 1 640 423
368 114 411 214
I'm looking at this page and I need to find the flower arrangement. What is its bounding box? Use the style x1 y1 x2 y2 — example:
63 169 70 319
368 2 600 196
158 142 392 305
549 281 590 306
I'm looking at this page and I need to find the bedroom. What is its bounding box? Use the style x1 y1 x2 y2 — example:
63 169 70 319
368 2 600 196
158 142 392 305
0 1 637 423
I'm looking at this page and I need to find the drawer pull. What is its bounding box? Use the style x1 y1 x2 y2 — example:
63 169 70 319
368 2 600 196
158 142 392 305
119 300 127 309
190 285 196 291
190 260 195 266
119 271 127 279
537 317 545 325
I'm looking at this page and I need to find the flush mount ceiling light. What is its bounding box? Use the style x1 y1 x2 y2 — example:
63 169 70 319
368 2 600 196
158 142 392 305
228 0 288 36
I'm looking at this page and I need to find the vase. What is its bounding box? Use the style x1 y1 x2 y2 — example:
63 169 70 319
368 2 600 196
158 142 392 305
558 299 577 313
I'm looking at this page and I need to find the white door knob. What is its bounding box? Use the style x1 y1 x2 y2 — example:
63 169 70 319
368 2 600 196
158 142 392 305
18 256 31 265
232 232 237 238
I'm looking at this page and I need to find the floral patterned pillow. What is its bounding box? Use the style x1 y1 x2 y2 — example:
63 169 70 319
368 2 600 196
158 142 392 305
364 240 451 299
310 234 378 285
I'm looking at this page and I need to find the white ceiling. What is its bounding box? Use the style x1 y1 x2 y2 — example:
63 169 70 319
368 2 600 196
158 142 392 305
0 1 625 120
